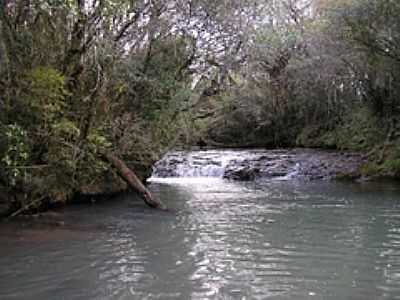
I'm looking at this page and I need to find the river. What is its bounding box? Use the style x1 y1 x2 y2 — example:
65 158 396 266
0 150 400 299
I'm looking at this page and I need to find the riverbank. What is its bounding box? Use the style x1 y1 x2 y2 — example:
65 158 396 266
0 187 130 221
2 146 399 220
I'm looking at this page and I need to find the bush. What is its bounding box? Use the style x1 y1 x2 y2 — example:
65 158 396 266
382 159 400 178
335 108 384 151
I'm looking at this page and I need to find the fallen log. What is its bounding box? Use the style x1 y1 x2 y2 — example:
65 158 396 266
105 153 166 210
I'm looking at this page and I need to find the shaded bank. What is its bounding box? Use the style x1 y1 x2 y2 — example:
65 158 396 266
0 153 165 219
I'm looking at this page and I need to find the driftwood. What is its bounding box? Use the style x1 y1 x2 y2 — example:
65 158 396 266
6 196 46 219
105 153 166 210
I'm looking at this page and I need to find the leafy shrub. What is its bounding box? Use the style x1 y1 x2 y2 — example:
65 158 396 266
0 124 30 187
382 159 400 177
335 108 384 151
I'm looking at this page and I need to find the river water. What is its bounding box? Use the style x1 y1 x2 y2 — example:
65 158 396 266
1 150 400 299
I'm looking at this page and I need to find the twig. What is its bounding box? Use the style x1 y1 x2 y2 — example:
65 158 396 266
1 165 50 170
7 196 47 219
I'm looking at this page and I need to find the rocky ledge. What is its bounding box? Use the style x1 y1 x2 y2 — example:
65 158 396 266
152 149 367 181
223 149 367 181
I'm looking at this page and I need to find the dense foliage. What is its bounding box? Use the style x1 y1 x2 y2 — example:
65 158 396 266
0 0 206 214
1 0 399 216
195 0 400 176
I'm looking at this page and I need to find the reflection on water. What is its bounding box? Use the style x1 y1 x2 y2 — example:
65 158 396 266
1 178 400 299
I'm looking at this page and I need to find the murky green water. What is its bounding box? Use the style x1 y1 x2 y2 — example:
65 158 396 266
1 178 400 299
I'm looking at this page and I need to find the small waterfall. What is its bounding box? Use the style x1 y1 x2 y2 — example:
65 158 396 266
275 163 301 181
151 150 244 178
150 149 364 181
175 163 225 177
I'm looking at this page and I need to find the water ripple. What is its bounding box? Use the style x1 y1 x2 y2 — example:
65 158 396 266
1 176 400 299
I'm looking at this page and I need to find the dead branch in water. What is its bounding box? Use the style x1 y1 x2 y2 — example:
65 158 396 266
104 153 166 210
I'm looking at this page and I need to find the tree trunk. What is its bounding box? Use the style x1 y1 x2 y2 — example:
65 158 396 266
105 153 166 210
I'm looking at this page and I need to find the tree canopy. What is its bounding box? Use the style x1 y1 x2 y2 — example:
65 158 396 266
1 0 400 215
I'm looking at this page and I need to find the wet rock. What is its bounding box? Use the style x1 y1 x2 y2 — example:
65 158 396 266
151 148 366 182
224 166 260 181
262 169 289 177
